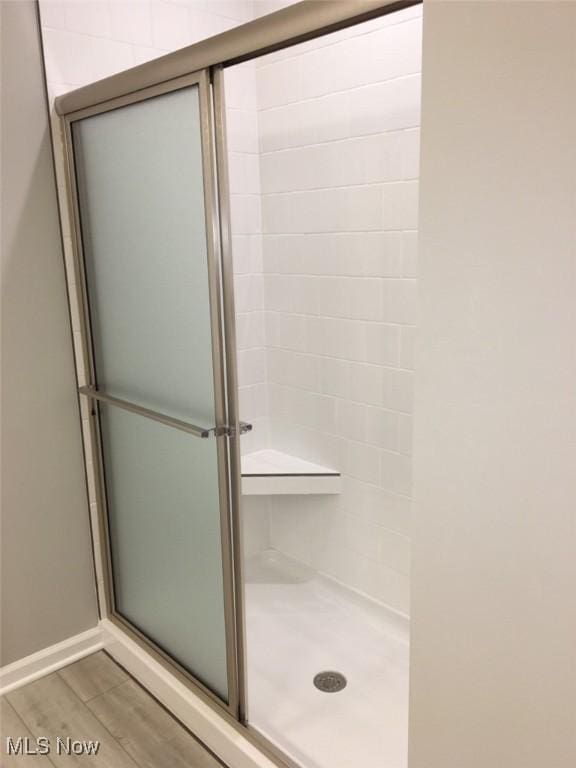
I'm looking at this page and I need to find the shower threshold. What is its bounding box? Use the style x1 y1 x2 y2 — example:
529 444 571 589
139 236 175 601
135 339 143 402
244 550 409 768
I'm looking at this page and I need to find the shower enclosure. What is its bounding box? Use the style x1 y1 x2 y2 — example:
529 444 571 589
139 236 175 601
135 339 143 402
57 2 420 767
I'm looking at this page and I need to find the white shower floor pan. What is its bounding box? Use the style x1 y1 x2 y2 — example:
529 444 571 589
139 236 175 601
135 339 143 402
244 550 409 768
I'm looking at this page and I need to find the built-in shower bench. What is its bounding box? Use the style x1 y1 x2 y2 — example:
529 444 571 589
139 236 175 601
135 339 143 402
241 449 341 496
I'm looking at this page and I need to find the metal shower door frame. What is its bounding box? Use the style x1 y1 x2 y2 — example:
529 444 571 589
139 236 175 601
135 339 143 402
61 68 242 718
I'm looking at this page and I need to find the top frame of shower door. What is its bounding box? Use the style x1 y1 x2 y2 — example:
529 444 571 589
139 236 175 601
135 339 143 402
61 69 240 719
55 0 421 117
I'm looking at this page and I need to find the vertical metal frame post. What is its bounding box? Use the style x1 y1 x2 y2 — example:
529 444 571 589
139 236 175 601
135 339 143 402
211 64 248 724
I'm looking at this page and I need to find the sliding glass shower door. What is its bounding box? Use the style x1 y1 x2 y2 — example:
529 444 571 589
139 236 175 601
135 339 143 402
68 73 235 705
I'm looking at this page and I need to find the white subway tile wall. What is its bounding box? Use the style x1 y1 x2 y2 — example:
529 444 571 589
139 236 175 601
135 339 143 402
249 5 422 614
40 1 256 92
225 61 269 455
38 0 420 616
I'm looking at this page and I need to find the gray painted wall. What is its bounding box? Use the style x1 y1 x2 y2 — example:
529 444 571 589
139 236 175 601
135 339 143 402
1 0 98 666
410 2 576 766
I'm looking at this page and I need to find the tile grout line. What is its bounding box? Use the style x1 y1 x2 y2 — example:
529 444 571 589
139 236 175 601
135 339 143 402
256 72 422 114
256 125 419 156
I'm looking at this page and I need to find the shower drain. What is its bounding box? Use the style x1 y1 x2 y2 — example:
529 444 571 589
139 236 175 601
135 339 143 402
313 671 347 693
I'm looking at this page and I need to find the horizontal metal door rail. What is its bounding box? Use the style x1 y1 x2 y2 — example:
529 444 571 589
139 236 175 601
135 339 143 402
55 0 419 117
78 385 215 438
79 386 254 439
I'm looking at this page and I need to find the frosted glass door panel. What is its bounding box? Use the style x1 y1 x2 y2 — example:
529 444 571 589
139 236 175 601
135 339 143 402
71 80 230 703
99 404 227 700
73 86 215 424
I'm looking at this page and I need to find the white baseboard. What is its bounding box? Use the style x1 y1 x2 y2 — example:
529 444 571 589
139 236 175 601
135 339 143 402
100 618 277 768
1 620 276 768
0 626 104 695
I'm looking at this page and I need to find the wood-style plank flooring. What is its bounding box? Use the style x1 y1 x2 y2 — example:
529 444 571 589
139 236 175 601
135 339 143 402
0 652 224 768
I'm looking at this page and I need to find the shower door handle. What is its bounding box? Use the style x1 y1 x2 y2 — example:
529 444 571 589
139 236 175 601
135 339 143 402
80 386 217 438
79 386 253 439
217 421 253 438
